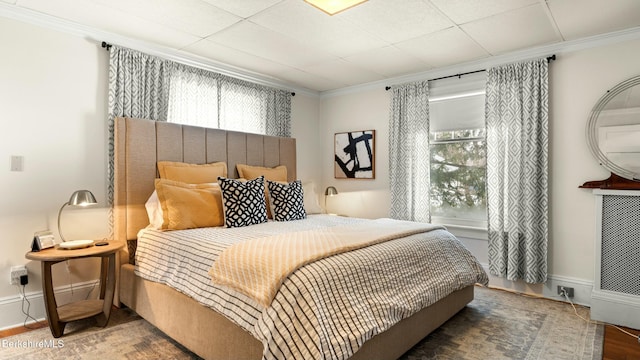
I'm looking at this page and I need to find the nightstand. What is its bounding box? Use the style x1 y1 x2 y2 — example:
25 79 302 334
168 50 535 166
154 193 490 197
25 241 124 338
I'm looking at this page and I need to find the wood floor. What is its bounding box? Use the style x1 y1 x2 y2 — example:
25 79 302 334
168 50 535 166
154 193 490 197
603 325 640 360
1 310 639 359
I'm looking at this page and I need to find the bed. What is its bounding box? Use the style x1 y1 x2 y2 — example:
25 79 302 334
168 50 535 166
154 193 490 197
113 116 488 360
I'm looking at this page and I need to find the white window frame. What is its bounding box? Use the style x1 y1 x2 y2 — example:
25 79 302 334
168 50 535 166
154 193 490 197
428 73 488 239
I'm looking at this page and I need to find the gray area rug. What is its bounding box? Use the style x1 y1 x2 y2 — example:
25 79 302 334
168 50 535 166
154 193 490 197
2 287 602 359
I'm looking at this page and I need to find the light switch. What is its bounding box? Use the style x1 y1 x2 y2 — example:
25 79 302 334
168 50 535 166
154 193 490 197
10 155 24 172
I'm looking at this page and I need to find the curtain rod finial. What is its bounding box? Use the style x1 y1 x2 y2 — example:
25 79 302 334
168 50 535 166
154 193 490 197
101 41 112 50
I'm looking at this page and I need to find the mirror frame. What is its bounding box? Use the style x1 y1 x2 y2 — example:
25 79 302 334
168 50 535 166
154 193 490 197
586 75 640 181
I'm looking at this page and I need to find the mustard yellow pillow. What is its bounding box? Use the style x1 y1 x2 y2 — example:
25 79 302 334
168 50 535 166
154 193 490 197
235 165 288 219
236 164 287 182
158 161 227 184
154 179 224 230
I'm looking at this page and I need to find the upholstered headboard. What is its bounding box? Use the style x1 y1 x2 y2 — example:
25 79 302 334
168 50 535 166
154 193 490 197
113 117 297 255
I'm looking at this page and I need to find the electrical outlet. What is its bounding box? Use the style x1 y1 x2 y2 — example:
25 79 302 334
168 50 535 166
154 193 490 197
10 265 28 285
557 285 574 298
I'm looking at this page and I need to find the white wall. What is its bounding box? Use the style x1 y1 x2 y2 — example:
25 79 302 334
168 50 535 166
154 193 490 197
319 89 391 218
0 16 321 329
318 37 640 301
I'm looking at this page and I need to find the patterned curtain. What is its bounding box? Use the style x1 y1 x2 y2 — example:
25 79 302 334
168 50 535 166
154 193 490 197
167 63 220 128
485 58 549 283
107 46 171 235
388 81 431 222
219 76 291 137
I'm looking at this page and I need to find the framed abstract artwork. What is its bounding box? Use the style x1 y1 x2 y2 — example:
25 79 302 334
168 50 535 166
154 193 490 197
334 130 375 179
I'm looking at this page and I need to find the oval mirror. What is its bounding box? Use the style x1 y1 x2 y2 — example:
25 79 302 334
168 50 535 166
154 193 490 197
586 75 640 181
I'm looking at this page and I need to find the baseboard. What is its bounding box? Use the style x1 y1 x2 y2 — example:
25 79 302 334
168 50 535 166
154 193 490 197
481 263 594 307
591 289 640 329
0 280 100 331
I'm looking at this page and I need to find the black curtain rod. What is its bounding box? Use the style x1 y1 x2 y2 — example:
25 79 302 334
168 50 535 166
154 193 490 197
100 41 295 96
385 54 556 91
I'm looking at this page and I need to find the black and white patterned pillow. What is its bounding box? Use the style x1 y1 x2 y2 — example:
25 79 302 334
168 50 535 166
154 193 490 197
218 176 268 228
267 180 307 222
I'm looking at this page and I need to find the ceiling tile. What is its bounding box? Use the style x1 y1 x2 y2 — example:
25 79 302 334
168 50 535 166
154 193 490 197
304 59 385 87
89 0 242 38
18 0 201 49
548 0 640 40
206 20 336 68
395 27 490 67
274 68 347 92
339 0 453 44
184 39 296 79
343 46 430 77
251 0 388 57
201 0 284 18
461 4 560 55
430 0 538 25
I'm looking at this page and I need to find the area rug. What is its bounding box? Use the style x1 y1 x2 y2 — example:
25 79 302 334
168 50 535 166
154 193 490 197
1 286 602 359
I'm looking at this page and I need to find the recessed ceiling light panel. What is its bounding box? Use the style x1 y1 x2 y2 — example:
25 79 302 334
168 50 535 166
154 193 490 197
304 0 368 15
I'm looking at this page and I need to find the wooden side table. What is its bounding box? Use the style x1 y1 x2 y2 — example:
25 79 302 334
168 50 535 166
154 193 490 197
25 241 124 338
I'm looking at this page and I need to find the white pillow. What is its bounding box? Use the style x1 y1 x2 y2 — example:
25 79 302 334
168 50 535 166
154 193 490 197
302 181 323 214
145 190 164 229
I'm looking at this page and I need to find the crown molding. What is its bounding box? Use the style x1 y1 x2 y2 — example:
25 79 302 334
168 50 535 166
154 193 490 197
0 3 320 98
320 26 640 99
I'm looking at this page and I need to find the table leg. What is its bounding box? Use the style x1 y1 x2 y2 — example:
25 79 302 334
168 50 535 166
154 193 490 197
95 253 116 327
99 256 108 299
41 261 65 338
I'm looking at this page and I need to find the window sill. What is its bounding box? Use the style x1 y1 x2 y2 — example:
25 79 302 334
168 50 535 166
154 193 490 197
438 223 488 241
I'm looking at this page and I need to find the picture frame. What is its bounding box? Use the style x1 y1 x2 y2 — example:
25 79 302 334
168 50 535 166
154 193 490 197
334 130 375 179
31 230 56 252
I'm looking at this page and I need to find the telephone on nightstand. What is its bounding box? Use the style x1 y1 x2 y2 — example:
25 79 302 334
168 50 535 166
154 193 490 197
31 230 56 252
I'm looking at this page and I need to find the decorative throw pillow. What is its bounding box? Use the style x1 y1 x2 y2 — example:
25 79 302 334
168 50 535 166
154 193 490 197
157 161 227 183
267 180 307 222
236 164 287 182
154 179 224 230
235 164 288 219
218 176 268 228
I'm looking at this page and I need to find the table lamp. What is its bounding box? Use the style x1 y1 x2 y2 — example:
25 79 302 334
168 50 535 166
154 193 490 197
58 190 97 242
324 186 338 213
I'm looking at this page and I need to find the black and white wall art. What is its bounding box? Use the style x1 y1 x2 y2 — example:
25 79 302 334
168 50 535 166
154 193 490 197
334 130 375 179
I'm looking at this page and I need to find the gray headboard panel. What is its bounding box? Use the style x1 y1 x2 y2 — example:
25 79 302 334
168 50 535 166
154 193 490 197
114 116 297 247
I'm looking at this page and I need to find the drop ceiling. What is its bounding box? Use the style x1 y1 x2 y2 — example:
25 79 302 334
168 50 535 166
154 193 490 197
2 0 640 93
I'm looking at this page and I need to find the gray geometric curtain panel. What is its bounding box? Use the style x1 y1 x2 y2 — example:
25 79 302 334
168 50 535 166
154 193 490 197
218 76 291 138
388 80 431 223
107 46 171 237
167 62 221 128
485 58 549 284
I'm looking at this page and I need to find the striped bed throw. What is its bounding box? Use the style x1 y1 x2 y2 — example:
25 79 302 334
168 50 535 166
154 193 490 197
209 219 444 307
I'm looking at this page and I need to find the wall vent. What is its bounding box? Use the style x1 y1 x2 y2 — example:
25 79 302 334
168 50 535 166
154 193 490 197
600 195 640 296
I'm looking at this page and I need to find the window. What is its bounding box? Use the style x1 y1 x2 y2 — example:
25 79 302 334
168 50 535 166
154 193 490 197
429 77 487 229
167 67 219 128
166 67 289 137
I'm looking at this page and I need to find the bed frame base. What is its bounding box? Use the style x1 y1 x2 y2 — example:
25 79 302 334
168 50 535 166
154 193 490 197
120 264 473 360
